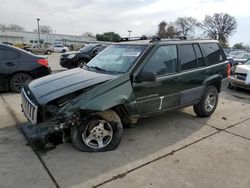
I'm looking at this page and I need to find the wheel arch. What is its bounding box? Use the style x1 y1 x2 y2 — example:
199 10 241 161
202 75 222 92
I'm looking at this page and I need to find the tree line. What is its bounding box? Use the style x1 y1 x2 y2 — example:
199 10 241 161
0 24 53 34
157 13 237 47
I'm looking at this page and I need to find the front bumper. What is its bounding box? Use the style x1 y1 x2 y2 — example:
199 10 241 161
230 76 250 90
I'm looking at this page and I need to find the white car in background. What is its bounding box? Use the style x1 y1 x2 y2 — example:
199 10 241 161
230 59 250 90
234 53 250 64
51 44 69 53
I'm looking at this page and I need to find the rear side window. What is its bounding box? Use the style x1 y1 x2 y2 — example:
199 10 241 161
179 44 197 71
193 44 205 67
200 43 225 65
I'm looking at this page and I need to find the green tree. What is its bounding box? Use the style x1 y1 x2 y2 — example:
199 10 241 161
96 32 121 42
233 42 246 49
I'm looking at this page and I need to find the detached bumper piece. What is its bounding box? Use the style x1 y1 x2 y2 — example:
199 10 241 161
20 123 66 151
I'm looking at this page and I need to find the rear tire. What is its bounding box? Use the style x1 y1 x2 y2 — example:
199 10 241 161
71 110 123 152
10 73 33 93
193 86 218 117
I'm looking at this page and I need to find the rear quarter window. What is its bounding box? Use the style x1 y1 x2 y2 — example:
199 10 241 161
200 43 225 65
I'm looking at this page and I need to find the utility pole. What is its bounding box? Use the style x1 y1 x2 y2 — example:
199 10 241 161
37 18 40 44
128 30 132 39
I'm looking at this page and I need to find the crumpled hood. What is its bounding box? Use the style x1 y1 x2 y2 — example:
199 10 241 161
28 68 116 105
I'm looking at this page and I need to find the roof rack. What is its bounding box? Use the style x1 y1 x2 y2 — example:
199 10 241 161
118 36 187 43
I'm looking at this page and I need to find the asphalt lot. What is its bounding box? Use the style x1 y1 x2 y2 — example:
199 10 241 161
0 54 250 188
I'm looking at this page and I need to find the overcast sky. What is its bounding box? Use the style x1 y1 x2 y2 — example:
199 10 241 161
0 0 249 45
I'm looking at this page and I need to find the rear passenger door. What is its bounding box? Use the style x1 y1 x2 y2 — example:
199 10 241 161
178 44 207 106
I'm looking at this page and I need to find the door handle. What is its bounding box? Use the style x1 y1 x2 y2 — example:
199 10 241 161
6 62 16 66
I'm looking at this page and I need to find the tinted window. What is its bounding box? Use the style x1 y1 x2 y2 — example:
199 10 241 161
143 45 177 76
79 44 96 52
200 43 225 65
193 44 205 67
179 44 197 71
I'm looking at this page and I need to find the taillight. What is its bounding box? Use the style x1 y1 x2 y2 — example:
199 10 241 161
38 59 48 67
227 63 231 78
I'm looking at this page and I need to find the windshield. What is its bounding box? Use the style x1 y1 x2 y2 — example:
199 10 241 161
85 44 147 74
244 59 250 65
79 44 96 52
236 53 250 59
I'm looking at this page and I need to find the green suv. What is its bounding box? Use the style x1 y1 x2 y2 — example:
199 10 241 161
21 39 229 152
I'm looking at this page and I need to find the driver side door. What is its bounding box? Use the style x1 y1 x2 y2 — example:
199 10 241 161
133 45 181 116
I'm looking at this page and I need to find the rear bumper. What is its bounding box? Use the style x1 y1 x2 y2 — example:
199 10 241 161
30 66 51 79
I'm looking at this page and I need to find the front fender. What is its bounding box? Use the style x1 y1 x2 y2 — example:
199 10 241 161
61 74 135 116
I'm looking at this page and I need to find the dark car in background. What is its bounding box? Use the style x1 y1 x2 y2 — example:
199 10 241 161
60 43 107 68
0 44 51 92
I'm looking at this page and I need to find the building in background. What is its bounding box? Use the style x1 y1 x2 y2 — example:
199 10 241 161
0 30 96 46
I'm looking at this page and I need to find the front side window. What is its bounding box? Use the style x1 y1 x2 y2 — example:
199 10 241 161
142 45 177 76
179 44 197 71
86 44 147 74
200 43 225 65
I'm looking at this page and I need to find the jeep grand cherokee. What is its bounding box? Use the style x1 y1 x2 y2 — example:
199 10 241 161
21 39 229 152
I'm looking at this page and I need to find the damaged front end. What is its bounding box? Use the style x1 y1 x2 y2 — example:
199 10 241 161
21 87 84 150
21 71 136 151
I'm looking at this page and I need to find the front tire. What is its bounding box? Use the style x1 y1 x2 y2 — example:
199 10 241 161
71 110 123 152
77 59 88 67
46 50 52 55
10 73 33 93
193 86 218 117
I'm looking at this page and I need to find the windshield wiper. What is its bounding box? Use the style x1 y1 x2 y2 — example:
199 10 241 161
88 66 108 72
84 65 125 74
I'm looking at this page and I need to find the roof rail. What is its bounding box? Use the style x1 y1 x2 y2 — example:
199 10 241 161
119 36 188 43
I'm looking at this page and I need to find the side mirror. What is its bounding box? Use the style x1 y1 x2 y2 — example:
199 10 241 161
135 71 156 82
